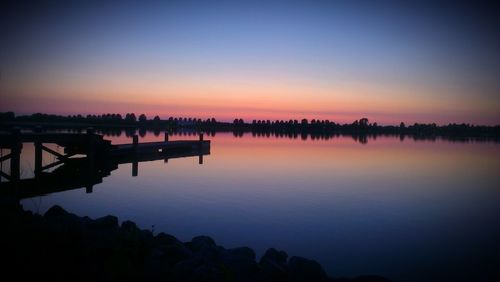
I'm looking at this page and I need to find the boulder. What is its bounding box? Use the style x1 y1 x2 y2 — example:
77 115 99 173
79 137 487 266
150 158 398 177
351 275 393 282
261 248 288 265
189 236 216 250
220 247 259 278
225 247 256 261
259 248 289 281
155 232 180 246
186 236 220 260
88 215 119 230
288 256 327 282
44 205 69 218
121 220 139 233
163 243 193 264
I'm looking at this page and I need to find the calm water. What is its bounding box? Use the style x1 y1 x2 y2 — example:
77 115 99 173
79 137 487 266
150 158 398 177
6 131 500 281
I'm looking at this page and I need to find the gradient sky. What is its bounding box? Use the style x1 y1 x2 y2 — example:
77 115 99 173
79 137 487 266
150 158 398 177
1 0 499 124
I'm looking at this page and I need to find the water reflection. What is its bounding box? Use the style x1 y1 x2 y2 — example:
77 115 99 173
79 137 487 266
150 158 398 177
2 130 499 281
24 127 500 144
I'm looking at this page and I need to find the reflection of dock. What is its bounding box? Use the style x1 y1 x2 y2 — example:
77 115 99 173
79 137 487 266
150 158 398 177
0 129 210 199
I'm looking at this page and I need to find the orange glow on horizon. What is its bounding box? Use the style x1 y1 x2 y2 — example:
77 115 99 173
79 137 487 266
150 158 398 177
2 73 499 125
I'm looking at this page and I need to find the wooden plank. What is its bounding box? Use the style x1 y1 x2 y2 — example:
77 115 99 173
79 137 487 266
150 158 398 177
0 170 11 180
110 140 210 155
0 132 105 144
41 145 67 160
0 153 12 163
41 160 65 171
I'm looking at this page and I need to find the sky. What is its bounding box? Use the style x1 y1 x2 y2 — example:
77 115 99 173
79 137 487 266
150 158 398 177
1 0 499 125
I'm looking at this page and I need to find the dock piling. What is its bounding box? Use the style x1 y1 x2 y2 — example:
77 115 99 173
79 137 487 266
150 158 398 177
34 141 42 177
10 128 21 181
133 135 139 151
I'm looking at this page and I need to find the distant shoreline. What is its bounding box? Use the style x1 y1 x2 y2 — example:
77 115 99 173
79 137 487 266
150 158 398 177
1 112 500 141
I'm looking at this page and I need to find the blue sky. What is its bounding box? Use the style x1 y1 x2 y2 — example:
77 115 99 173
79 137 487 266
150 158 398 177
1 0 499 124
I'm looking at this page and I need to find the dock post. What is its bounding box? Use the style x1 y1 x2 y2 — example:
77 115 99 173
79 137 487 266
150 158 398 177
131 135 139 176
132 160 138 177
133 135 138 151
34 141 42 177
163 132 169 163
87 127 95 161
198 133 204 165
10 146 21 181
87 127 96 189
10 128 21 181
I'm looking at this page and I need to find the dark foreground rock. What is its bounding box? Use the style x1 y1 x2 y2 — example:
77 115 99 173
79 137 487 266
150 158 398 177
0 200 391 282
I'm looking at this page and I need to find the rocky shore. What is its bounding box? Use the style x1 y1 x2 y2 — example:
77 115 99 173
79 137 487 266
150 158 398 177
1 199 390 281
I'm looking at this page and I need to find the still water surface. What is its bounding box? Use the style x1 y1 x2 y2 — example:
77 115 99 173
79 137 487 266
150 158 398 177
12 131 500 281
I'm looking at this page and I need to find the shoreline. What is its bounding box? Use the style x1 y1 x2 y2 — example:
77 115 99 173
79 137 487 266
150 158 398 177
1 198 390 281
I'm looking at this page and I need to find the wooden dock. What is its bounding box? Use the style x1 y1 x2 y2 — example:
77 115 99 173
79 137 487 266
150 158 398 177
0 129 210 198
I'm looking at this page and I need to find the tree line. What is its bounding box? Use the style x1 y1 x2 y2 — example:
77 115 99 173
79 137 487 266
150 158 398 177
1 111 499 138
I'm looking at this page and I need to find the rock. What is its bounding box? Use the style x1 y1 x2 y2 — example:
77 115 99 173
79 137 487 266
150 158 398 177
189 236 216 250
288 256 327 282
259 248 289 281
193 263 225 281
44 205 69 218
225 247 256 261
351 275 393 282
220 247 259 278
155 232 180 245
0 196 23 215
153 232 192 264
261 248 288 265
121 220 139 232
88 215 119 230
163 243 193 264
186 236 220 260
174 258 204 280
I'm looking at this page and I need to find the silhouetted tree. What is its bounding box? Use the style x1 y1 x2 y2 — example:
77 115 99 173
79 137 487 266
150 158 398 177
125 113 137 123
359 118 369 127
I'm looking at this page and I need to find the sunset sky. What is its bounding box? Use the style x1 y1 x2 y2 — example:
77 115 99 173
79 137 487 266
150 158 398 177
1 0 499 125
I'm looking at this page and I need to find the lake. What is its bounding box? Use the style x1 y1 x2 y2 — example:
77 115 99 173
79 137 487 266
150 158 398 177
8 131 500 281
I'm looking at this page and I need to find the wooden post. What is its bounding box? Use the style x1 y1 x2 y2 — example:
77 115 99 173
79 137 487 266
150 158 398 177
198 133 204 165
34 141 42 177
10 147 21 181
132 135 139 176
163 132 169 162
132 160 138 177
86 128 96 189
10 128 21 181
87 127 95 161
133 135 138 151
